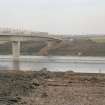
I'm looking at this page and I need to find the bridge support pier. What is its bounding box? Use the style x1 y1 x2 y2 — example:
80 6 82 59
12 41 20 70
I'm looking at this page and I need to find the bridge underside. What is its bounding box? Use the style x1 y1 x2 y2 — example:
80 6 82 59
0 35 56 42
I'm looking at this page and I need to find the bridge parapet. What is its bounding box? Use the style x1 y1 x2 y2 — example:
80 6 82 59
0 28 64 41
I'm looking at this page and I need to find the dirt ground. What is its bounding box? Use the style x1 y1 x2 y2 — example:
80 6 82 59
0 70 105 105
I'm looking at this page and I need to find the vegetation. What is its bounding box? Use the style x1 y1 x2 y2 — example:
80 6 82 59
90 37 105 43
0 37 105 56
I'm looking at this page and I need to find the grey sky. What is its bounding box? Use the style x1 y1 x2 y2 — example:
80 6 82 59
0 0 105 34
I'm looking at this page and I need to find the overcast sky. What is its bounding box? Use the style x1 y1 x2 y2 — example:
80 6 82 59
0 0 105 34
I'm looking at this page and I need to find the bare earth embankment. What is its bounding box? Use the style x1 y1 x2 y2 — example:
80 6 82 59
0 70 105 105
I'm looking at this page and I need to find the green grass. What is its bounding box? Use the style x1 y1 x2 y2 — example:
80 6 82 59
90 37 105 43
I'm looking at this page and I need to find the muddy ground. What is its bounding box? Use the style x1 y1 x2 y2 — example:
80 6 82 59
0 70 105 105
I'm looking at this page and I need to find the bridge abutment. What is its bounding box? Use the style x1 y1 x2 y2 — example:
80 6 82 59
47 41 55 49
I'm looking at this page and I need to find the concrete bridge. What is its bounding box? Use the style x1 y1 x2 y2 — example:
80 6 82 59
0 29 62 70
